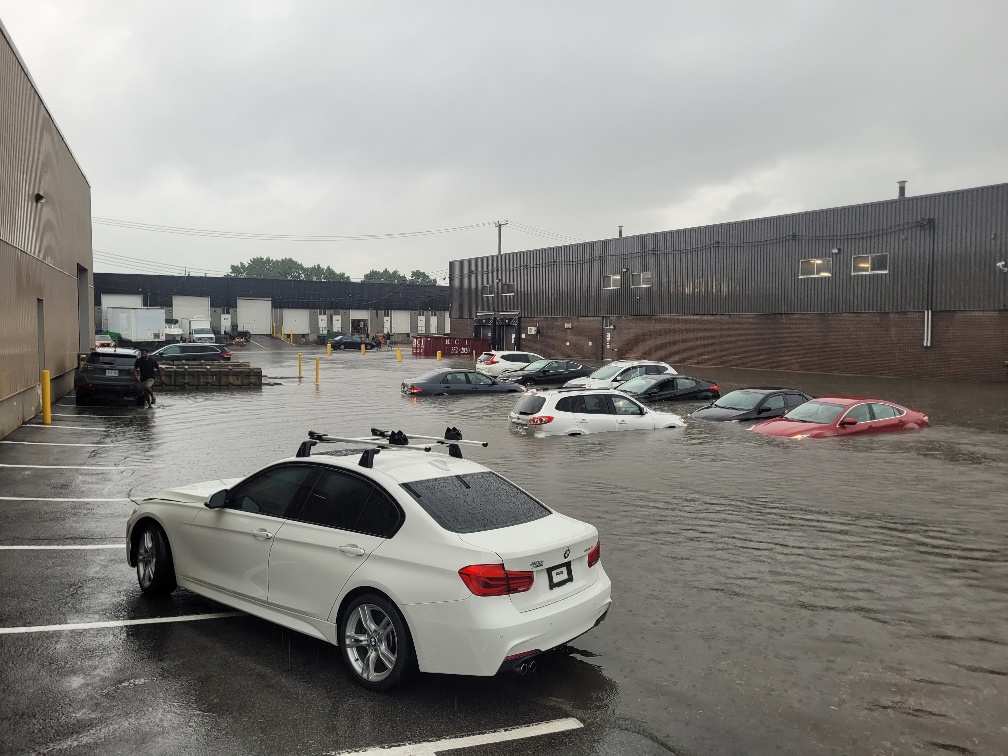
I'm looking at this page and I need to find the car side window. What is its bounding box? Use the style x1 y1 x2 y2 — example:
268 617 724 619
870 403 901 419
445 372 467 385
611 395 644 415
844 403 872 422
298 470 401 537
162 346 180 356
676 378 696 390
228 465 316 517
583 394 609 414
763 395 785 411
568 395 587 413
785 393 806 407
555 397 572 412
644 365 665 375
467 372 493 385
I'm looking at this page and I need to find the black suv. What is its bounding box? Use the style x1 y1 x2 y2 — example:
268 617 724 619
75 348 146 406
150 343 232 362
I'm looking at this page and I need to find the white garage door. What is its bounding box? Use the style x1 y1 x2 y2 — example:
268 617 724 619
237 298 273 334
172 295 210 321
282 309 310 334
391 310 411 333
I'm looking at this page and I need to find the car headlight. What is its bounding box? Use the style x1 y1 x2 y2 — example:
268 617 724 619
790 434 807 440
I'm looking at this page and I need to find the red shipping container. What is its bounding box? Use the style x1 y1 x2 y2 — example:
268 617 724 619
411 336 490 358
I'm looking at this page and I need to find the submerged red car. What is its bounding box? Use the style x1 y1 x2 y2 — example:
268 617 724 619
751 397 929 438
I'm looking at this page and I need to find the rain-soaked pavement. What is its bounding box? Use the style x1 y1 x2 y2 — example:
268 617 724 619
1 339 1005 755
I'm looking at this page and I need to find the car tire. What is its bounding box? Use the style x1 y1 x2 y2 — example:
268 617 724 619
135 524 177 598
339 344 346 350
340 594 413 691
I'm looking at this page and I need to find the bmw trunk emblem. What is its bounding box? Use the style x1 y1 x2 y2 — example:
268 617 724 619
563 548 570 559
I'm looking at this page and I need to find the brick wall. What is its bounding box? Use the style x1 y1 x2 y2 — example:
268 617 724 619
450 312 1008 381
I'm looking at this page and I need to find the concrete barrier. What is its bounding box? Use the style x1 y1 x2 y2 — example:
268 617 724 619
159 361 262 389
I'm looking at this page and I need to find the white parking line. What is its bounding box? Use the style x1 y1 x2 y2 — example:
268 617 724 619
0 464 134 470
0 497 132 502
326 718 584 755
0 612 241 635
22 424 108 431
1 440 114 447
0 544 119 550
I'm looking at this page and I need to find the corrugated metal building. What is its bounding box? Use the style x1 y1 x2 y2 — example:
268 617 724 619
1 20 93 438
449 183 1008 380
93 274 450 339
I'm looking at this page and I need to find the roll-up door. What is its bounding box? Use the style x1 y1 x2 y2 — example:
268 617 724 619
237 298 273 334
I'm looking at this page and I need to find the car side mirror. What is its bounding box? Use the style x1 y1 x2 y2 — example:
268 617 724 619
839 418 858 426
757 406 773 414
206 489 228 509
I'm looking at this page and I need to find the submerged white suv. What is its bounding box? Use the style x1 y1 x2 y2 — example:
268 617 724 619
508 388 685 437
475 350 544 377
563 360 676 389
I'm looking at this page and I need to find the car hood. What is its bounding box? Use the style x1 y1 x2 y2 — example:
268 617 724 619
564 377 617 388
752 419 831 437
145 477 242 504
691 405 755 421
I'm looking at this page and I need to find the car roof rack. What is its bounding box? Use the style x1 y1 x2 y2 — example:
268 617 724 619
296 426 488 468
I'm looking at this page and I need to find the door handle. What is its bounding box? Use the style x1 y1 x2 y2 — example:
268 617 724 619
338 545 366 557
251 528 274 540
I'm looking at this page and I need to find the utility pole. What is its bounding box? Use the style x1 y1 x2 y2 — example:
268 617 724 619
494 220 508 256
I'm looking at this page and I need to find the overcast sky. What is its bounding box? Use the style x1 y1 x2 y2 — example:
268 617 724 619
3 1 1006 281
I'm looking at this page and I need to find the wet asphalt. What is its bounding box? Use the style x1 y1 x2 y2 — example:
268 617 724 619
1 339 1005 755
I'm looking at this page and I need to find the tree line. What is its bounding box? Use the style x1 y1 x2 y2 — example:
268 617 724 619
228 257 438 285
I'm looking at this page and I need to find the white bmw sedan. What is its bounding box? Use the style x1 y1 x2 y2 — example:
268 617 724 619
126 438 611 690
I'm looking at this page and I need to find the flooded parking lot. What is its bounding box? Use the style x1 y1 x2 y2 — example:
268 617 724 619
1 340 1005 755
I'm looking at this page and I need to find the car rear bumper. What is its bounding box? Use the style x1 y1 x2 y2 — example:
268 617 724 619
75 378 144 399
402 566 612 676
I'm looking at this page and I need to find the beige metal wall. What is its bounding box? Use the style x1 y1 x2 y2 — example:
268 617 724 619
0 21 92 435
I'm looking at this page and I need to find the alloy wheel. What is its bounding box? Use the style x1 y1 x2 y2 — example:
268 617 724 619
344 603 397 683
136 530 156 589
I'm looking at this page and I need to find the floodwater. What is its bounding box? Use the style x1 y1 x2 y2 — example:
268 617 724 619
100 343 1008 753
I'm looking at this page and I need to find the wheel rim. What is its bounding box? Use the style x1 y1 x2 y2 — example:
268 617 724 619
344 603 397 683
136 530 156 588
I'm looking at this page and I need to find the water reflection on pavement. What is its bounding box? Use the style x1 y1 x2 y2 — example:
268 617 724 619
130 343 1006 754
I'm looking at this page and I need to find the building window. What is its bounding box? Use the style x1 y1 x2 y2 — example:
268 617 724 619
603 274 621 289
852 253 889 275
602 316 615 328
500 282 516 296
799 258 832 278
630 271 652 288
481 284 494 296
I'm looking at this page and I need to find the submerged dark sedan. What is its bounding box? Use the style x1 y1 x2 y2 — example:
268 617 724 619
616 374 720 402
691 388 812 421
499 359 594 386
402 369 524 396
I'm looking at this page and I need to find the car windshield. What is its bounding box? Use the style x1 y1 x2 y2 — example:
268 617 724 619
401 472 551 534
713 390 767 411
783 400 845 424
523 360 551 372
588 363 631 380
193 328 213 335
618 376 656 393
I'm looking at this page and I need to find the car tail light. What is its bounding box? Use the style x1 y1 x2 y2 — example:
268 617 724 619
587 539 601 568
79 364 93 373
407 385 423 394
459 564 534 596
710 384 719 392
527 415 553 426
220 351 231 359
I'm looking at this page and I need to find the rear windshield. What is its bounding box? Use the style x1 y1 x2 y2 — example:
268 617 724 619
713 390 766 411
401 472 550 534
476 352 494 363
512 395 546 415
588 363 626 380
86 353 137 369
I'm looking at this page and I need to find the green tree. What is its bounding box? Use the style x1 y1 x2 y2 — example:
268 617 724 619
408 270 438 285
362 268 408 284
229 257 349 281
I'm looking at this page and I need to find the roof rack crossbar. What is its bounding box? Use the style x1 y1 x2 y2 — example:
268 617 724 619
301 428 486 465
370 427 488 448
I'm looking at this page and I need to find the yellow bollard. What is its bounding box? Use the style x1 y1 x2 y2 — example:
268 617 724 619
327 342 332 356
396 347 402 362
436 350 442 360
315 357 319 385
360 344 366 356
41 369 51 425
273 322 277 338
298 352 302 378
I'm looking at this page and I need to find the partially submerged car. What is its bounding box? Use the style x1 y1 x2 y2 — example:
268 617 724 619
126 429 611 691
691 388 811 422
401 369 524 396
508 388 685 437
751 397 929 438
499 359 594 386
615 374 720 403
563 360 676 389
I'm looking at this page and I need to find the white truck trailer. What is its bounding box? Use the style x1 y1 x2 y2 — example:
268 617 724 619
180 317 215 343
104 307 167 347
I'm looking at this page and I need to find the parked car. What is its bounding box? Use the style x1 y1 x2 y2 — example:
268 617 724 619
691 388 812 422
508 388 685 437
616 374 720 402
126 429 611 690
402 369 524 396
329 334 377 350
563 360 676 389
499 359 594 386
94 333 115 349
74 347 145 406
752 397 930 438
475 350 544 377
149 343 232 362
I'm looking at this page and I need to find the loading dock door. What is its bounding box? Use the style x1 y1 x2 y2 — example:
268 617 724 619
281 309 310 334
237 298 273 334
